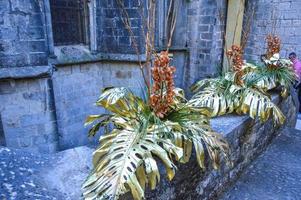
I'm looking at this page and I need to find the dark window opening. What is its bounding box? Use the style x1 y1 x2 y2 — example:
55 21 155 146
50 0 90 46
0 115 6 146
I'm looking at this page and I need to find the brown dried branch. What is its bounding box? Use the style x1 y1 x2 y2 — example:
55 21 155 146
166 0 181 50
116 0 151 93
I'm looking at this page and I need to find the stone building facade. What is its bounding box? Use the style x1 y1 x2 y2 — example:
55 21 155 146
0 0 299 153
245 0 301 62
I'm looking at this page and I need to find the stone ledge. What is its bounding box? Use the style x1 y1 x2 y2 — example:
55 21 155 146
0 92 297 199
50 45 146 66
0 65 53 80
144 92 298 200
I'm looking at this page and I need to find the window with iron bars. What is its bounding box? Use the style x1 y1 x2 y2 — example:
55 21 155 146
50 0 90 46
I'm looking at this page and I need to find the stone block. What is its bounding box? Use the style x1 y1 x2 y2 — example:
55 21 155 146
0 80 16 94
18 136 33 148
29 53 48 66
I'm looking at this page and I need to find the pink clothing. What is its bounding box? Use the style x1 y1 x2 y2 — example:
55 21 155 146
292 59 301 79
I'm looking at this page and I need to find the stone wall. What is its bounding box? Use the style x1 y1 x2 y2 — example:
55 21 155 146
0 0 228 152
0 0 48 68
97 0 143 54
144 92 298 200
0 78 58 153
21 91 296 199
244 0 301 62
52 62 144 150
185 0 227 90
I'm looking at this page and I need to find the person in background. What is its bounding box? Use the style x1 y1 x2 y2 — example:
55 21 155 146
289 52 301 79
289 52 301 112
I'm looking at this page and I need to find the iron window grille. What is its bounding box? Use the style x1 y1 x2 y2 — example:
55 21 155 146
50 0 90 46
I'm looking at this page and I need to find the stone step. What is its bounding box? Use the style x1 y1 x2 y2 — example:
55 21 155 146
220 127 301 200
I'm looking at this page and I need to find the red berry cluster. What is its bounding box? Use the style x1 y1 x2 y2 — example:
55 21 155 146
150 51 176 118
226 45 244 85
266 34 281 59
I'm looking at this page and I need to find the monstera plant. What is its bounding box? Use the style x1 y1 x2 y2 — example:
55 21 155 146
243 34 296 98
190 45 286 125
82 51 230 200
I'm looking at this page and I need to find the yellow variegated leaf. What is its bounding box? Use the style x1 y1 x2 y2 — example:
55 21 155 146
238 88 286 125
82 124 181 200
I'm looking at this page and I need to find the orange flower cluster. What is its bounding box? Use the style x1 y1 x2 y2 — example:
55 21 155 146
226 45 244 86
266 34 281 59
150 51 176 118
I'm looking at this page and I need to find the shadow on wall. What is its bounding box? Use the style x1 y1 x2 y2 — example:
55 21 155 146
0 114 6 146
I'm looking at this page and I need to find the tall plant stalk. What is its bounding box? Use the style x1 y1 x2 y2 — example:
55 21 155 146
116 0 179 100
116 0 151 95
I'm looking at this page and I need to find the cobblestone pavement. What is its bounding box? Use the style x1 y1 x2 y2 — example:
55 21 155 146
0 146 93 200
221 128 301 200
0 147 64 199
1 127 300 200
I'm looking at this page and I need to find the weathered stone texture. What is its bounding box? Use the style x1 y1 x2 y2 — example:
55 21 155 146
221 127 301 200
143 93 298 200
0 78 58 153
0 0 48 68
185 0 227 92
96 0 144 54
0 0 299 154
52 62 144 150
0 92 296 199
0 146 93 199
244 0 301 62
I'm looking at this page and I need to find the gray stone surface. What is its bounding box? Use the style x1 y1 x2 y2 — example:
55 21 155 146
244 0 301 62
52 62 145 150
0 146 93 200
144 93 298 200
0 93 297 200
0 65 53 79
0 0 299 156
0 0 48 68
185 0 227 91
221 128 301 200
0 78 59 153
97 0 144 54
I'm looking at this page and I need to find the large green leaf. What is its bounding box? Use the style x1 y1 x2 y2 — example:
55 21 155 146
188 88 235 117
189 75 240 117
